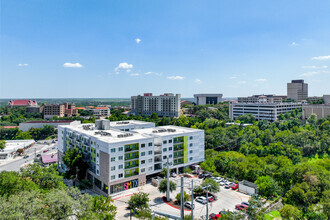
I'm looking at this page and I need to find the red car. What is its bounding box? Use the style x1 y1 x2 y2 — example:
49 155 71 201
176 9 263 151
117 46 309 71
209 213 221 220
235 204 248 211
231 184 238 190
208 196 215 202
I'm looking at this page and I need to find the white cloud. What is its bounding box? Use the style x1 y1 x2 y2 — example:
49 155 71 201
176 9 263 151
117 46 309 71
130 73 140 76
311 55 330 60
18 64 28 66
115 62 133 72
145 72 162 76
135 38 141 44
229 76 237 79
302 65 328 69
63 62 83 68
237 81 246 85
255 78 267 82
167 76 184 80
300 71 319 77
290 42 298 46
194 78 202 84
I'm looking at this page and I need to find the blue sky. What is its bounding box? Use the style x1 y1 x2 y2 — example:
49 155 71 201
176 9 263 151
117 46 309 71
1 0 330 98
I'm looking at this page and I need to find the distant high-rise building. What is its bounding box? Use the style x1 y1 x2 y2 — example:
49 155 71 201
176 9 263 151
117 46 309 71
131 93 181 117
287 79 308 101
193 94 223 105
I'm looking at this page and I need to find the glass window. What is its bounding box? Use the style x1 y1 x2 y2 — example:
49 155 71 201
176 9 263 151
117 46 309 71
118 173 123 178
96 153 99 157
190 143 193 147
148 151 152 155
190 157 193 161
141 168 145 173
148 167 153 171
141 152 145 156
148 159 152 163
163 148 167 152
111 157 115 162
141 143 145 148
118 156 123 160
141 160 145 164
169 139 172 143
148 142 152 146
111 175 115 180
163 156 167 159
118 165 123 169
118 147 123 151
163 140 167 144
111 166 115 171
169 154 172 158
111 148 116 153
189 150 193 154
169 147 172 151
190 136 193 140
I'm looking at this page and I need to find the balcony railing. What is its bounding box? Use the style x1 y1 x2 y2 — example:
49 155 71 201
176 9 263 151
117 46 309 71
154 151 162 155
125 155 139 160
125 172 139 178
174 147 183 151
125 163 139 169
125 147 139 152
174 154 184 158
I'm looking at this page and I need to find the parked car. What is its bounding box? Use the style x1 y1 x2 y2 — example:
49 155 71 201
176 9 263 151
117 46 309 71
52 147 56 150
241 201 250 206
219 181 225 186
203 174 212 179
219 211 228 215
23 155 29 159
184 201 194 209
209 213 221 220
207 195 215 202
231 184 238 190
225 183 232 189
43 150 47 153
198 174 205 179
196 196 207 204
235 204 248 211
36 154 41 157
52 140 56 143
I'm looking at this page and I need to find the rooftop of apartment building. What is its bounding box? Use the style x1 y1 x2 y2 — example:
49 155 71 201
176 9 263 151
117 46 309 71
231 102 302 106
60 121 201 143
133 93 179 97
109 120 155 127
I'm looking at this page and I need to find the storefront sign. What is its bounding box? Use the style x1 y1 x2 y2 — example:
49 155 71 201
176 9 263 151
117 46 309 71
124 179 138 190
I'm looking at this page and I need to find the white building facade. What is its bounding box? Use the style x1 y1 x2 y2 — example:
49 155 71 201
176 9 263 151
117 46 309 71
194 94 223 105
57 120 204 196
229 102 302 121
131 93 181 117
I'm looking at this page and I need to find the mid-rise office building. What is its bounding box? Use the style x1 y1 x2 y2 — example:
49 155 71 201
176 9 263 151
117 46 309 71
287 80 308 101
229 102 302 121
41 103 78 119
58 119 204 196
194 94 223 105
238 95 286 103
131 93 181 117
302 104 330 119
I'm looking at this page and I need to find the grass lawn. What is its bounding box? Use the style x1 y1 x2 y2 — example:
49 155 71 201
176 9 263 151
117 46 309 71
265 211 281 219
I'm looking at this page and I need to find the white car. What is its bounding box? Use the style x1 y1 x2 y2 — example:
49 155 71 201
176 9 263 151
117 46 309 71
196 196 207 204
219 181 225 186
184 201 195 209
171 173 177 177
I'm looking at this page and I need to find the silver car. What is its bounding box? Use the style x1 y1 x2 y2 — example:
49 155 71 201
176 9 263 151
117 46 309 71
184 201 195 209
196 196 207 204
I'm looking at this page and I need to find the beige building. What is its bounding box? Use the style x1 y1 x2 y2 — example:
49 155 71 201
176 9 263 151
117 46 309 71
238 95 286 103
287 79 308 101
41 104 65 119
302 104 330 119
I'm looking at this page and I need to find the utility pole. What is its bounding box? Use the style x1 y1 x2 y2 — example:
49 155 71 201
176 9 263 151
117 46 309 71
191 179 194 220
203 185 210 220
180 176 184 220
166 157 170 202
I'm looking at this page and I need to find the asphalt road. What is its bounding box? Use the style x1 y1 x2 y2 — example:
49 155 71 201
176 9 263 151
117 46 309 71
0 142 58 172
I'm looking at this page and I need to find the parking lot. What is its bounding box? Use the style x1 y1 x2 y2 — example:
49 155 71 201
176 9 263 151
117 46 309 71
113 175 250 219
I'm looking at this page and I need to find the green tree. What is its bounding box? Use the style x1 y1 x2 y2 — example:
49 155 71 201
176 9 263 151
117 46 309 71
280 204 302 220
128 192 150 212
255 176 281 198
158 179 177 194
63 147 89 179
0 140 5 150
176 191 190 204
201 178 220 193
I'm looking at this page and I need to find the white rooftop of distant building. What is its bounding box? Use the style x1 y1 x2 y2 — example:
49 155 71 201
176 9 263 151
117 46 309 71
2 140 35 152
109 120 155 127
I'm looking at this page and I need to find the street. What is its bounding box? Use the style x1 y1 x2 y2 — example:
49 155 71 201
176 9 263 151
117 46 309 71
0 140 58 172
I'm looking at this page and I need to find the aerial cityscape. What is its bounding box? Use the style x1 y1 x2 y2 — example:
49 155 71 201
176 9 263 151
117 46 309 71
0 1 329 220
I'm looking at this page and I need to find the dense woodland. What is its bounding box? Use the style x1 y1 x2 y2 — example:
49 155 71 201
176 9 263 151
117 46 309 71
0 103 329 219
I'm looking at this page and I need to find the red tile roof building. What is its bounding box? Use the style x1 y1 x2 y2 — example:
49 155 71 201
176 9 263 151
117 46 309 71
8 99 38 107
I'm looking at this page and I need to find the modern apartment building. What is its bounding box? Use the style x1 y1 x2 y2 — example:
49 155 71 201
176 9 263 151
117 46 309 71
302 104 330 119
84 107 111 116
57 119 204 196
193 94 223 105
237 95 286 103
229 102 302 121
131 93 181 117
287 80 308 101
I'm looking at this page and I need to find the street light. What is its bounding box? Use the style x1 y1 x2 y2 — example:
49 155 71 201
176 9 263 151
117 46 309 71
202 185 211 220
